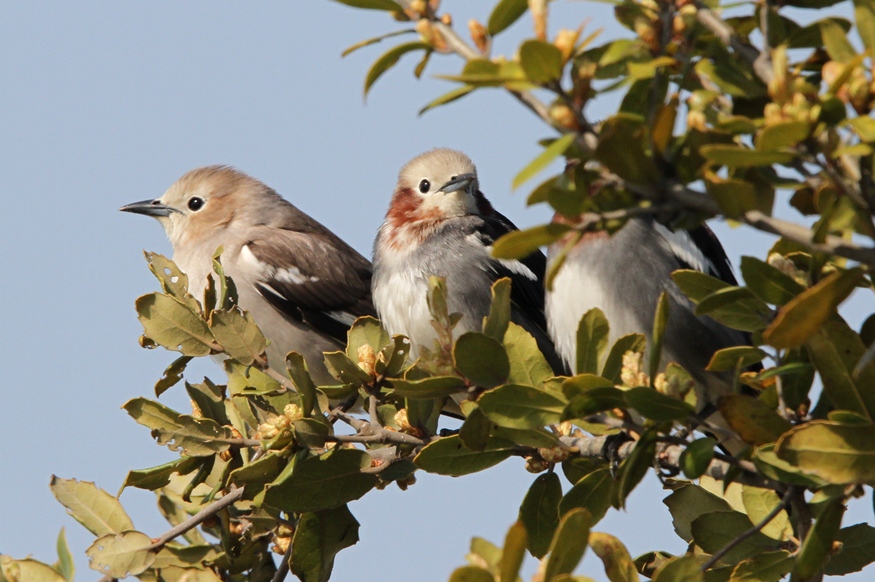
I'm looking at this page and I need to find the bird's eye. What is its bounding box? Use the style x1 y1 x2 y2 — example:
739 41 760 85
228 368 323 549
418 179 430 194
188 197 204 211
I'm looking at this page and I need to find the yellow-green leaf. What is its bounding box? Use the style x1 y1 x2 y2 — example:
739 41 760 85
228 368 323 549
364 42 429 98
775 421 875 484
136 293 216 356
512 134 576 190
763 268 863 348
85 531 155 579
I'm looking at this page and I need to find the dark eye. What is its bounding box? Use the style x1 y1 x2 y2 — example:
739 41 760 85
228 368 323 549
418 179 430 194
188 197 204 211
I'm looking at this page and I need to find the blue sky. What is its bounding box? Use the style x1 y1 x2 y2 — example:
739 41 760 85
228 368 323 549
0 2 871 580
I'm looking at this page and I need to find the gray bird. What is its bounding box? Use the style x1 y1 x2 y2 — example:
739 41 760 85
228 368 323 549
373 148 567 375
121 165 375 385
546 215 751 409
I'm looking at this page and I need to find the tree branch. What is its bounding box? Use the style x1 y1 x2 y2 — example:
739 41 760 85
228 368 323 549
271 539 293 582
694 4 773 84
146 486 245 551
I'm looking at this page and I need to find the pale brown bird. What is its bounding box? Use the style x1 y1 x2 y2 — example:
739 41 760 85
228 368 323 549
121 165 375 384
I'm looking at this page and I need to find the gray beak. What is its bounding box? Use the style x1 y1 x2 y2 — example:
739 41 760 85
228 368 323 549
119 199 178 217
439 173 476 195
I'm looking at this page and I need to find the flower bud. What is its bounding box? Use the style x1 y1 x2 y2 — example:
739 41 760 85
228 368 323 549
468 19 489 54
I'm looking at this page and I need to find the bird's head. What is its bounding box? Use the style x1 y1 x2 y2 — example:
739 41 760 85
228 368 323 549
386 149 495 232
120 165 272 249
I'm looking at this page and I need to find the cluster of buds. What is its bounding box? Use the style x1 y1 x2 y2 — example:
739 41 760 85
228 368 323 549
525 456 551 473
632 0 662 53
256 403 303 439
672 0 698 38
468 19 488 54
538 445 571 464
764 92 819 127
357 344 377 377
653 368 694 400
416 18 449 52
823 61 874 114
271 524 294 555
619 351 650 388
394 408 427 438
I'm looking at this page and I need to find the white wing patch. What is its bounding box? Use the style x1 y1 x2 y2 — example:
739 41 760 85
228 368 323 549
480 242 538 281
327 310 357 326
240 245 320 287
653 223 716 275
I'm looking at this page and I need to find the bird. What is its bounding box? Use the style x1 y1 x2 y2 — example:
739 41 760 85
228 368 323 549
120 165 375 385
545 214 753 411
372 148 567 375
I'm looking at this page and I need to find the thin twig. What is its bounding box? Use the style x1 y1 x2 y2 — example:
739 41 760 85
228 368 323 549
700 489 793 571
271 538 294 582
695 4 773 84
146 486 245 551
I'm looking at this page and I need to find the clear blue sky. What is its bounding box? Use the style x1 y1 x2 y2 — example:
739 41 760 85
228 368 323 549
0 2 870 580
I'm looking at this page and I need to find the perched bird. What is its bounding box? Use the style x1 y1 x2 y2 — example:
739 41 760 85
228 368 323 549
373 148 567 375
121 165 375 385
546 215 751 409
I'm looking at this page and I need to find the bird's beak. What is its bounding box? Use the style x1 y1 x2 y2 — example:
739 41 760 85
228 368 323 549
119 199 179 217
439 173 476 195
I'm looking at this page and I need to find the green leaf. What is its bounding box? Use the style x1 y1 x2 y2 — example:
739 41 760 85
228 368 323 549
145 252 192 301
792 496 846 579
49 477 133 538
649 292 669 382
512 134 576 190
332 0 402 12
448 566 495 582
652 556 702 582
293 418 331 450
388 375 466 398
85 531 155 579
454 332 510 388
418 85 476 116
123 397 233 457
741 486 792 541
563 387 628 421
459 405 492 451
774 420 875 484
488 0 528 35
706 346 767 372
613 429 657 509
672 270 731 303
364 42 429 98
286 352 318 416
0 558 66 582
602 333 647 383
595 116 659 184
672 270 768 332
208 307 266 366
624 387 695 422
54 528 75 582
500 522 528 582
504 322 553 388
559 467 613 525
663 483 733 542
154 355 192 397
588 531 639 582
729 551 792 582
121 457 198 492
290 505 360 582
491 223 571 259
561 374 614 400
739 256 805 305
414 435 514 476
265 449 377 512
375 335 410 377
478 384 565 429
755 121 810 152
700 145 795 167
752 444 828 487
855 0 875 51
691 511 779 564
763 268 863 348
519 472 562 558
346 316 390 360
543 509 591 581
136 293 216 356
695 58 765 98
706 177 760 219
576 308 610 375
806 317 875 420
680 438 716 479
341 29 415 57
820 18 858 61
483 278 512 342
719 394 792 446
519 40 563 84
825 523 875 575
228 451 285 486
323 351 373 386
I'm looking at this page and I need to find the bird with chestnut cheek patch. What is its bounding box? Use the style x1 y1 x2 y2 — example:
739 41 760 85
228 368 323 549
372 148 567 375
